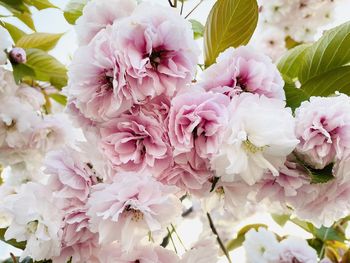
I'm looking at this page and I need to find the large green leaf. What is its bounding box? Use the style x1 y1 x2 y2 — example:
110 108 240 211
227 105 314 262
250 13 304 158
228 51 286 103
278 44 311 81
24 48 68 88
23 0 57 9
12 63 36 83
0 0 35 30
300 22 350 83
16 32 64 51
203 0 258 67
279 22 350 110
284 84 309 110
64 0 88 25
0 0 28 12
13 11 36 31
301 66 350 98
0 22 26 42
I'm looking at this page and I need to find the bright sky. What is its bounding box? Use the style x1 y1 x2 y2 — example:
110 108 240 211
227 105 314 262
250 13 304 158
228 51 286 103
1 0 350 261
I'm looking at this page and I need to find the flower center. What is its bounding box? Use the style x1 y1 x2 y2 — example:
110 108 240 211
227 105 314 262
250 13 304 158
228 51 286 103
124 205 144 222
98 69 114 92
26 220 38 234
149 49 166 69
243 140 265 154
4 120 16 130
215 186 225 195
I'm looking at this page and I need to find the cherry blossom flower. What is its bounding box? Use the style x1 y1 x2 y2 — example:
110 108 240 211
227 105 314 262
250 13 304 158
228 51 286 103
200 46 285 100
295 94 350 169
112 3 199 103
87 172 181 250
211 93 298 185
75 0 137 46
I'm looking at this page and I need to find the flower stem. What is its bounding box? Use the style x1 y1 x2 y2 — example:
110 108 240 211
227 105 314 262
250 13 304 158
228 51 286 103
207 212 232 263
167 227 178 254
171 223 187 251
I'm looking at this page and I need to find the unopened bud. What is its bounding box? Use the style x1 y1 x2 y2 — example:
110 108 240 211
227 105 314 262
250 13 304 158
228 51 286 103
9 47 27 64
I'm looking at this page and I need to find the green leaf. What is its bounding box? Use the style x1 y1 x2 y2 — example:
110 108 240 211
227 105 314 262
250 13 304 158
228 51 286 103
0 22 26 42
64 0 88 25
271 214 290 227
226 224 267 251
278 44 311 81
315 226 345 242
308 163 335 184
24 48 67 88
23 0 57 10
16 32 64 51
300 22 350 84
285 36 302 50
13 11 36 31
49 93 67 106
0 228 26 250
12 63 36 83
0 0 35 30
189 19 204 40
294 154 335 184
203 0 258 67
300 66 350 98
284 84 309 110
308 238 324 256
0 0 28 12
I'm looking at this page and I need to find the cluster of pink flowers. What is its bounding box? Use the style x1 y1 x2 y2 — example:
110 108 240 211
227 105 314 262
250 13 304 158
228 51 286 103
2 0 350 262
0 68 72 184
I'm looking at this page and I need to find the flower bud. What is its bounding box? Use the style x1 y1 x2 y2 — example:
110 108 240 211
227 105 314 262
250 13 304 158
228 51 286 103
9 47 27 64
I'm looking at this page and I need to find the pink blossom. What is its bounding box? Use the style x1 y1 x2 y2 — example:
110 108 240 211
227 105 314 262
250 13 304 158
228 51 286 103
256 159 310 206
200 46 285 100
295 94 350 169
29 114 72 153
278 236 318 263
168 89 230 158
45 147 98 203
157 150 213 196
112 3 199 103
68 28 131 122
87 172 181 249
180 235 219 263
75 0 137 46
287 177 350 227
98 244 179 263
99 110 171 175
53 205 100 263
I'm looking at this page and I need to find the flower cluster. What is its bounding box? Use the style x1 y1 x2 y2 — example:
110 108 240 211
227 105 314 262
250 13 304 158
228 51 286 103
252 0 341 60
243 227 318 263
0 67 71 184
2 0 350 262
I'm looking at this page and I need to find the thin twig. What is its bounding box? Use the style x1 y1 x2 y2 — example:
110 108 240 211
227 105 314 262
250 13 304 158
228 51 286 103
207 213 232 263
184 0 204 19
10 253 17 263
167 227 178 254
167 0 175 7
180 0 185 15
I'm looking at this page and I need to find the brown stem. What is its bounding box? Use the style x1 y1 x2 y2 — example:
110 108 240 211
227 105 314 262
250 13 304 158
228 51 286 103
207 212 232 263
